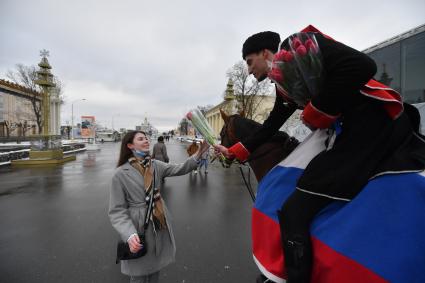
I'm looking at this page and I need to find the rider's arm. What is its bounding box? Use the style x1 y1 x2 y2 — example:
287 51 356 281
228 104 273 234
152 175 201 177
228 94 297 162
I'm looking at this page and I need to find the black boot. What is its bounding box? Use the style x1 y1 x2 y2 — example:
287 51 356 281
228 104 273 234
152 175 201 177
277 210 312 283
283 236 312 283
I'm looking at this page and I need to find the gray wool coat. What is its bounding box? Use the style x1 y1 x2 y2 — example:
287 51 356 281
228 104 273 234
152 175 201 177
109 156 198 276
152 142 169 163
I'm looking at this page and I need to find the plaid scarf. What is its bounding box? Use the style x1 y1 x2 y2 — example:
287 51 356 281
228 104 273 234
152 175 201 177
129 156 167 230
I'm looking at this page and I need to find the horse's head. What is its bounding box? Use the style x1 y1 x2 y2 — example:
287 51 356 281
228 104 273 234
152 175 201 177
219 109 261 148
219 108 299 181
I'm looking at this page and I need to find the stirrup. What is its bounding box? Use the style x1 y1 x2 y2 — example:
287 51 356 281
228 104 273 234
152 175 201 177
286 239 306 266
256 274 275 283
284 238 312 283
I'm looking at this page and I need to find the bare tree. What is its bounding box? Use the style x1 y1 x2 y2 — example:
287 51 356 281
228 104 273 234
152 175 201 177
52 76 65 104
6 64 64 134
226 60 274 119
197 104 214 115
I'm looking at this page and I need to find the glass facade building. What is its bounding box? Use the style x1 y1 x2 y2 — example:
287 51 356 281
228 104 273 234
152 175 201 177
364 24 425 133
364 24 425 104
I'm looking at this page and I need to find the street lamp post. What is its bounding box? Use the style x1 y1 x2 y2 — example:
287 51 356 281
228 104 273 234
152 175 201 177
71 98 86 140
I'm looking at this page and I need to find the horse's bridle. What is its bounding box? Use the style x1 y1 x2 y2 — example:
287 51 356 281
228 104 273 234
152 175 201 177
220 116 239 147
220 115 287 164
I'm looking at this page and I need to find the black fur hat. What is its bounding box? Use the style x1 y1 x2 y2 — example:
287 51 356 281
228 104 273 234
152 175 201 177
242 31 281 59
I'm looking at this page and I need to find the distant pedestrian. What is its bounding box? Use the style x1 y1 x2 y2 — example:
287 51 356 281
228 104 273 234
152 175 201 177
186 141 199 174
109 131 209 283
152 136 169 163
198 145 210 174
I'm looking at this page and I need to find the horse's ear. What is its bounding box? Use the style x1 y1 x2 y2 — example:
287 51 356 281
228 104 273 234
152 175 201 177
239 109 245 118
220 109 230 123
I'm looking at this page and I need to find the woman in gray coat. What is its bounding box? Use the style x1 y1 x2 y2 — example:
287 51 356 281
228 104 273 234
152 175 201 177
152 136 169 163
109 130 209 283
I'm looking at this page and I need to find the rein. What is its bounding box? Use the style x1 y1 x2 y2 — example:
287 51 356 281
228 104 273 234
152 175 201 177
219 117 256 202
238 165 256 202
237 145 291 203
220 115 299 203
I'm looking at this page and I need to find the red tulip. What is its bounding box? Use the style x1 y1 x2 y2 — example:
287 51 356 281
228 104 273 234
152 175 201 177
283 51 294 62
186 112 193 120
291 37 302 50
296 45 307 56
268 67 283 83
274 50 287 62
305 39 318 54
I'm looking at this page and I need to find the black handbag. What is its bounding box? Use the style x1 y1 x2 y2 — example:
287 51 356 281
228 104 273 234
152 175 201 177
115 164 155 263
116 233 147 263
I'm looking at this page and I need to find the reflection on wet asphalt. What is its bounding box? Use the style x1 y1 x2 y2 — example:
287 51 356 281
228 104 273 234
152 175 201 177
0 140 258 283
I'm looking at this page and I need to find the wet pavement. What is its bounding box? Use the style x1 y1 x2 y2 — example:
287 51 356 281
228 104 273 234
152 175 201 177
0 140 259 283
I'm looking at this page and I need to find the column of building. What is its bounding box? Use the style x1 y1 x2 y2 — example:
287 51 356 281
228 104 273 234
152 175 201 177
49 89 61 135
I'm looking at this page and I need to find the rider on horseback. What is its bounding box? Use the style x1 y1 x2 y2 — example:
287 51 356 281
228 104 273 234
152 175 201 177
214 26 425 283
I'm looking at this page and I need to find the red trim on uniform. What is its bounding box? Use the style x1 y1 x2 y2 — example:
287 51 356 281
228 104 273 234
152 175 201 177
229 142 250 162
300 25 335 40
301 102 340 129
361 80 403 119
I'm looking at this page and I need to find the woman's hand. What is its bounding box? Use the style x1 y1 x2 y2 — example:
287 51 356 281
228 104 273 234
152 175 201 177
128 234 143 253
213 144 235 159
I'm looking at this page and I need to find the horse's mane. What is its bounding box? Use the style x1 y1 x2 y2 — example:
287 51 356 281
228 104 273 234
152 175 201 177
231 114 297 145
227 114 299 181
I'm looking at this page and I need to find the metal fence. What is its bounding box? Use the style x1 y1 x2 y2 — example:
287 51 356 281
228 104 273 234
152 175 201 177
0 142 86 166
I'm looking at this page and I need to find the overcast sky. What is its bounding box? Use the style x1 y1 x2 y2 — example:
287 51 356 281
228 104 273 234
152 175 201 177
1 0 424 132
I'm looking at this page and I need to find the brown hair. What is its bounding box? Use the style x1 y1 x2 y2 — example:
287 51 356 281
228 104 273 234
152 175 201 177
117 130 146 167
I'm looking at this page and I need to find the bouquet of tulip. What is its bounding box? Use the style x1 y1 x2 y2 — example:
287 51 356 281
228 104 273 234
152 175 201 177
268 32 323 107
186 108 218 146
186 109 234 167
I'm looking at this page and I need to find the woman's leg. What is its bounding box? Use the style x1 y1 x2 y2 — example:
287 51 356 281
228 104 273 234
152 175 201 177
147 272 160 283
130 275 146 283
278 189 332 283
198 159 206 171
129 272 160 283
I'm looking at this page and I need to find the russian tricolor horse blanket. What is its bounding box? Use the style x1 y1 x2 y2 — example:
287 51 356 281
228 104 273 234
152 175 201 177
252 130 425 283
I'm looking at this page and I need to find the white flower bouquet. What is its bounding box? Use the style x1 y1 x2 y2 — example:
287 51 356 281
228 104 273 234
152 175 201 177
186 108 217 146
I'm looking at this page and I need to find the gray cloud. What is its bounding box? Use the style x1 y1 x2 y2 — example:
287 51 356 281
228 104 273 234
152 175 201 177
1 0 424 131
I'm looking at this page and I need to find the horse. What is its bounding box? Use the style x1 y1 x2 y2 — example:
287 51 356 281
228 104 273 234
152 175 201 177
219 110 425 283
219 110 299 182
